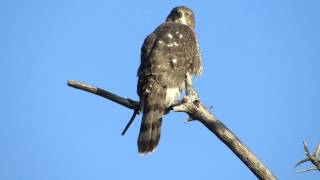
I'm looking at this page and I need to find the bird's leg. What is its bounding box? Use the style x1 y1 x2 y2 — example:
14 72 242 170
179 73 200 123
184 73 199 101
184 73 198 97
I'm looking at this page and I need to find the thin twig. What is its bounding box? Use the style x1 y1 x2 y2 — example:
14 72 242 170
68 79 277 180
296 167 318 173
295 141 320 173
314 143 320 158
121 110 139 135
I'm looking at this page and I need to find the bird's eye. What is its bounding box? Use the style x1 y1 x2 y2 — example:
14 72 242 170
177 11 182 18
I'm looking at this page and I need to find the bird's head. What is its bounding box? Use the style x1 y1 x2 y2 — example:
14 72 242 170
166 6 195 29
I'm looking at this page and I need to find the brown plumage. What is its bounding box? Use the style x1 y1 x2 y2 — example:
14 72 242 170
137 6 202 154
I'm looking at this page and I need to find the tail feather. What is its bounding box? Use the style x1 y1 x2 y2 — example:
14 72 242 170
138 84 166 154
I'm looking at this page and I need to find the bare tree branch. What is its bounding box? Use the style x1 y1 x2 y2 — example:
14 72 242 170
67 80 140 110
121 110 139 135
314 143 320 158
296 167 318 173
173 90 276 179
295 158 311 168
67 79 277 180
295 141 320 173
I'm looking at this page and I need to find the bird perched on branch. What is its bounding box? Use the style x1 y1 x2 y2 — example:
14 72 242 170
137 6 202 154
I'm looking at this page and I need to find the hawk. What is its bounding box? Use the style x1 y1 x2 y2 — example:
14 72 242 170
137 6 202 154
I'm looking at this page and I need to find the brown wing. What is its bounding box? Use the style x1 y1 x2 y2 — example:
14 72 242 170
137 22 201 154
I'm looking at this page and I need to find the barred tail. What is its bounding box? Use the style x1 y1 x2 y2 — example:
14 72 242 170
138 85 166 154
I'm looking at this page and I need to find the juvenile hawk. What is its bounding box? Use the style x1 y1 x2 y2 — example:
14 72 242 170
137 6 202 154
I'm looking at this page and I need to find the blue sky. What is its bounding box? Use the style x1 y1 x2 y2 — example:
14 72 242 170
1 0 319 179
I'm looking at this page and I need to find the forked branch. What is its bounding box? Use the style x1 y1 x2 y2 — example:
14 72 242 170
295 141 320 173
67 79 277 180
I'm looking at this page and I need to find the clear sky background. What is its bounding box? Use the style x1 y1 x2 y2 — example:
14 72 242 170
1 0 319 179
